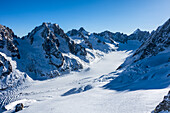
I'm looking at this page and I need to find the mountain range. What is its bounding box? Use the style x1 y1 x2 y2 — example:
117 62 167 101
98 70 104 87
0 21 150 87
0 18 169 113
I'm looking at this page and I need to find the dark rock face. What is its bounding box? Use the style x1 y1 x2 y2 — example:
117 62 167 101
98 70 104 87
16 22 88 79
154 91 170 113
133 18 170 62
96 29 150 44
128 29 150 42
0 24 20 59
0 25 28 89
0 54 12 78
67 27 150 52
67 28 93 49
116 18 170 70
64 56 83 71
43 23 87 56
68 40 87 56
41 34 64 68
15 103 24 112
69 42 87 56
0 22 152 80
112 32 128 43
0 53 28 90
104 18 170 92
79 27 86 32
67 29 116 52
67 29 80 36
39 23 87 57
96 31 128 44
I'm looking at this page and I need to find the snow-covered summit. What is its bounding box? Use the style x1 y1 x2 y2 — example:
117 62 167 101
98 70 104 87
133 28 141 34
0 21 151 82
15 22 93 79
135 18 169 59
0 24 20 59
0 19 169 113
68 27 150 46
128 28 150 42
67 28 117 52
130 18 170 64
104 18 170 91
0 25 31 90
78 27 89 35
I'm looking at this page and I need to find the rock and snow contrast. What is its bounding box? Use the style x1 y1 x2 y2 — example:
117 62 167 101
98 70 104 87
0 18 169 113
0 25 31 90
104 18 170 91
16 23 90 80
153 91 170 113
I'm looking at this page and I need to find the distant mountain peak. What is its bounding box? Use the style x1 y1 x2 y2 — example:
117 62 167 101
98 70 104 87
132 18 170 61
133 28 141 34
79 27 86 32
78 27 89 35
67 27 90 36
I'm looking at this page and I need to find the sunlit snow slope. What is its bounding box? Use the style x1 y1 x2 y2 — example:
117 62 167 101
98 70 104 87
0 19 169 113
2 49 169 113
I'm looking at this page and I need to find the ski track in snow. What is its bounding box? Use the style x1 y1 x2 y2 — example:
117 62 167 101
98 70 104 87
1 50 169 113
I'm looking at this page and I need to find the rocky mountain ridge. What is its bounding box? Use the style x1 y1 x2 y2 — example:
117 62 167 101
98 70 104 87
0 19 169 113
0 22 151 89
16 22 90 79
67 27 150 42
103 19 170 113
117 18 170 69
0 25 20 59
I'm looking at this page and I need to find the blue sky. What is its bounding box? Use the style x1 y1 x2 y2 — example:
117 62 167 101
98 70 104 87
0 0 170 36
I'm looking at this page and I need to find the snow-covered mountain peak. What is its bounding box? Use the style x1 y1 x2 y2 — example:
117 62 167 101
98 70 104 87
0 24 20 59
67 27 89 37
116 18 170 70
132 18 170 62
133 28 141 34
24 22 68 48
15 23 91 79
78 27 86 32
78 27 89 35
1 19 170 113
102 20 170 108
0 24 17 41
41 22 60 32
128 29 150 42
41 22 59 28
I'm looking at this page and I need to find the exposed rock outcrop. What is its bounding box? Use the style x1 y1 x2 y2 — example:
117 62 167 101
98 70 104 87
0 24 20 59
153 91 170 113
104 18 170 91
132 19 170 62
15 103 24 112
16 23 88 79
0 22 152 81
0 52 29 90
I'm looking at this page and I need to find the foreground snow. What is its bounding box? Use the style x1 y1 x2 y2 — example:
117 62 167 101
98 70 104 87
1 49 169 113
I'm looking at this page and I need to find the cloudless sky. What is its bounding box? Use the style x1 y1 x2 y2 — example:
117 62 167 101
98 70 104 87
0 0 170 37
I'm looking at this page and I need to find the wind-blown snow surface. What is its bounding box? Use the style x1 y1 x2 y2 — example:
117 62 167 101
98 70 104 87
1 46 169 113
